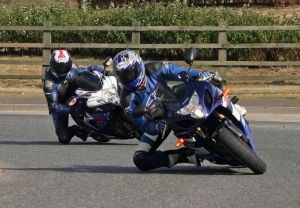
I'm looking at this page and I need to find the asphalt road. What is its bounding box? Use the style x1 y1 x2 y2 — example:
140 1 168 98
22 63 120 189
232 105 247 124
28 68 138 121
0 114 299 208
1 98 300 114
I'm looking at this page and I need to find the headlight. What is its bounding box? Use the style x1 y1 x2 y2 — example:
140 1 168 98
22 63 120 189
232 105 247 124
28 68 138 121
102 88 119 104
176 91 205 119
87 88 120 107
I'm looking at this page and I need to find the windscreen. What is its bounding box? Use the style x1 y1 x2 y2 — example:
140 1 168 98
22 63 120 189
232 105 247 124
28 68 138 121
72 71 102 91
155 80 186 103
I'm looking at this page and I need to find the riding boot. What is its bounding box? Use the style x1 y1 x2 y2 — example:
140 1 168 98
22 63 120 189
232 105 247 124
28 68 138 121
69 125 88 141
164 147 201 168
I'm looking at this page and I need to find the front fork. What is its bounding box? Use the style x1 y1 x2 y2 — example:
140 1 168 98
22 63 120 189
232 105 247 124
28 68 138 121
175 118 253 152
199 119 255 153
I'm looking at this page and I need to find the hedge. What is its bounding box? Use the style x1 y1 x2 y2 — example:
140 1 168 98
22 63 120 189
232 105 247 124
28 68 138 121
0 1 299 61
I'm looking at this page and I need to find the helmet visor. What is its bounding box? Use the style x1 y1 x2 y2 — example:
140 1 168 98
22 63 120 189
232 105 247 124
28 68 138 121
115 62 141 85
53 63 70 74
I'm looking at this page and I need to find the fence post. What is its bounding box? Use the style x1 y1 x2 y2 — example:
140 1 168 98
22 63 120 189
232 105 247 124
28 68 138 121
217 20 227 81
132 21 140 54
80 0 88 10
42 21 52 80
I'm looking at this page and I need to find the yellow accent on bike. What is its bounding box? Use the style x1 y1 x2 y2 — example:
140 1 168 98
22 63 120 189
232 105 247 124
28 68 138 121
222 87 231 97
175 138 184 148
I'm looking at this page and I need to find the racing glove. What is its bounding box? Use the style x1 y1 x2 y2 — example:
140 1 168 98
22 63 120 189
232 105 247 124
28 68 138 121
87 65 102 72
198 70 212 80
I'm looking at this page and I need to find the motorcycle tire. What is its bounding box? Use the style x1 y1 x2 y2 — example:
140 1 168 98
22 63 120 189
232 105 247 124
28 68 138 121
109 107 143 141
215 127 267 174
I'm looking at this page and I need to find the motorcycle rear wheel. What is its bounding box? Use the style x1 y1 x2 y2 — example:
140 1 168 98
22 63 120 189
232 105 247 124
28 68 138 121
215 127 267 174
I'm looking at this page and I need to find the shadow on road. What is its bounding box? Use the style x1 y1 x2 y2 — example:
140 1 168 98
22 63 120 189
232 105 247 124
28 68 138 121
1 165 254 175
0 140 138 146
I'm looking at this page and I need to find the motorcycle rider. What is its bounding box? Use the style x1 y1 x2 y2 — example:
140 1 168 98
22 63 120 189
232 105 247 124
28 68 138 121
113 49 247 171
43 49 106 144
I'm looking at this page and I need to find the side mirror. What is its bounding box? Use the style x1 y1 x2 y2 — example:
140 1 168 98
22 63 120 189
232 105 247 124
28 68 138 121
184 47 197 65
103 56 112 68
132 104 148 118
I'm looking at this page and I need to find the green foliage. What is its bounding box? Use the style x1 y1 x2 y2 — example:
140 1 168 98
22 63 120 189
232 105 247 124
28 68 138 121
80 0 300 8
0 1 300 61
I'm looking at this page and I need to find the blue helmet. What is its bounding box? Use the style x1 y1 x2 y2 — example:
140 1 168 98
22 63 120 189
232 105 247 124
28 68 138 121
113 50 146 91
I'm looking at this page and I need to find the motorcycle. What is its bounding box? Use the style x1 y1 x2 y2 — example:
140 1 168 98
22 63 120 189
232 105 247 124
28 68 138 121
66 57 143 143
132 47 267 174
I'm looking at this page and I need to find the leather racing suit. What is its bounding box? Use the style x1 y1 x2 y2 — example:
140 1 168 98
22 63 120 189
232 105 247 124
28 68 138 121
120 61 205 171
43 64 104 144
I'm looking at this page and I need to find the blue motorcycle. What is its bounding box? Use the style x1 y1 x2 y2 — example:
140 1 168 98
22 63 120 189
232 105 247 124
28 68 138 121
67 57 142 143
133 47 267 174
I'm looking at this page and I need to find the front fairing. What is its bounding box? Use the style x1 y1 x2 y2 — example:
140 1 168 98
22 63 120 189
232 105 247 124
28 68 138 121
75 88 119 108
156 79 256 151
72 90 118 132
162 81 223 131
89 111 110 131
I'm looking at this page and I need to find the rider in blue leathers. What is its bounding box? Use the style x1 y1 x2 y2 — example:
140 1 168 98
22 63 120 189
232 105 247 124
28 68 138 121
43 50 105 144
113 49 217 171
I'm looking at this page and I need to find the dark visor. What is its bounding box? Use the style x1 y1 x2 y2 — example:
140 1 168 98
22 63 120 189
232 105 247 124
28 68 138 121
54 63 70 74
115 63 141 85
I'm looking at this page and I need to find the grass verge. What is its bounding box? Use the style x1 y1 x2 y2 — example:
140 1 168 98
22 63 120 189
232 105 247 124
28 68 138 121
0 57 300 99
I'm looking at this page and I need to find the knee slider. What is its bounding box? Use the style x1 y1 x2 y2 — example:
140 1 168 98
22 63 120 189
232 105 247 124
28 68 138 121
56 128 73 144
58 135 72 144
133 151 153 171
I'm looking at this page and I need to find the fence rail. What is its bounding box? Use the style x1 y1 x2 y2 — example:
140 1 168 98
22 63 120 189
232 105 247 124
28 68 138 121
0 21 299 81
0 75 298 82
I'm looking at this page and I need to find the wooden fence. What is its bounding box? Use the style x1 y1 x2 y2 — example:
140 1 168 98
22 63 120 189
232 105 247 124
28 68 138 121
0 20 300 81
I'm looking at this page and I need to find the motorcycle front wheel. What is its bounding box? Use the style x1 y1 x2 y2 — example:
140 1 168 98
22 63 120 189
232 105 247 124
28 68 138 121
215 127 267 174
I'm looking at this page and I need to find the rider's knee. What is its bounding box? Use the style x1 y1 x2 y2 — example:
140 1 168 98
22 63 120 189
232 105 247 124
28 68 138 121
56 128 72 144
58 135 72 144
133 151 153 171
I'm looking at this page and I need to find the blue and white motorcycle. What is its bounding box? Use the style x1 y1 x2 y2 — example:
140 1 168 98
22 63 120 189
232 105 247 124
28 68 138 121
133 47 267 174
67 57 142 143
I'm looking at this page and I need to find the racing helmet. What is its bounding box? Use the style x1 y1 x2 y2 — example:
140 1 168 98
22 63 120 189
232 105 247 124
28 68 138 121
113 49 146 91
50 50 72 79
